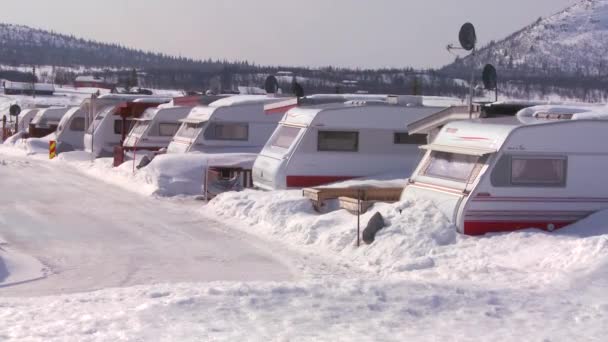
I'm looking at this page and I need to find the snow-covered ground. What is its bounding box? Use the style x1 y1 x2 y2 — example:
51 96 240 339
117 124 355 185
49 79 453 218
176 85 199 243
1 136 608 340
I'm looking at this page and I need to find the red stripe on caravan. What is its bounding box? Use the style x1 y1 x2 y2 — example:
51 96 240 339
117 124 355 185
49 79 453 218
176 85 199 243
265 104 298 115
286 175 355 188
463 221 574 236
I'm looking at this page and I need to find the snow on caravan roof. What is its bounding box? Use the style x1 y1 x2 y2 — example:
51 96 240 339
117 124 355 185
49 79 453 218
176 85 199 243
516 104 604 121
282 102 442 129
209 95 289 108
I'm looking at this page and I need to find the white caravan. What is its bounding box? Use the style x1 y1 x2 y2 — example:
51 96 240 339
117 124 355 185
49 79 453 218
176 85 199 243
253 96 458 190
55 98 129 152
401 105 608 236
29 107 72 138
16 108 41 132
84 101 164 157
123 106 193 152
167 95 291 154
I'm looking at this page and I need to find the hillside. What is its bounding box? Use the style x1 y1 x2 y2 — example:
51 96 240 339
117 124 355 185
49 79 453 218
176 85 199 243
443 0 608 77
0 23 226 71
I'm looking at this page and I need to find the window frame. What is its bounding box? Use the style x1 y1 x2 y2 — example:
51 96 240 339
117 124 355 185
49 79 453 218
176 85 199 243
317 130 359 152
421 151 486 183
203 122 249 141
509 155 568 187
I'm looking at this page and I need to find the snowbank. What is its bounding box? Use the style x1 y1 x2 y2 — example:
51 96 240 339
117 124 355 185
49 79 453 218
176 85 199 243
55 152 257 197
207 188 608 286
0 279 605 342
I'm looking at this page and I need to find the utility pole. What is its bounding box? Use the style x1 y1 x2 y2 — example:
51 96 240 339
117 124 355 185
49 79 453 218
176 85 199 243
32 65 36 99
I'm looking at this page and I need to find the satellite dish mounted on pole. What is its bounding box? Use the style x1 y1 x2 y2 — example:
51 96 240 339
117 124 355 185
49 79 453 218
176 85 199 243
482 64 498 102
447 23 478 118
264 75 279 95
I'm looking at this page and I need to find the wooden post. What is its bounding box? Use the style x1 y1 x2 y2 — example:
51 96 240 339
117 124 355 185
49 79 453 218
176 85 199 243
1 115 6 141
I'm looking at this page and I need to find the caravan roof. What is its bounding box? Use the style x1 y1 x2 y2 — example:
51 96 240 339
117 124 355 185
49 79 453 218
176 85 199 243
282 101 449 129
179 96 291 124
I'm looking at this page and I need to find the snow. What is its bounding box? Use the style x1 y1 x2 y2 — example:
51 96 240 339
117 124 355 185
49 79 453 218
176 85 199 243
1 91 608 340
205 186 608 286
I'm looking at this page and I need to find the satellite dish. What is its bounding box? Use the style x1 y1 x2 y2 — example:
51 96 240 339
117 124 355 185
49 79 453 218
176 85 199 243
264 75 279 94
482 64 497 90
9 104 21 116
292 82 304 98
459 23 477 51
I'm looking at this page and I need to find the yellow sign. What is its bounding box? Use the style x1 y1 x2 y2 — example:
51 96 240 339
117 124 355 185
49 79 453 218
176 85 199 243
49 140 57 159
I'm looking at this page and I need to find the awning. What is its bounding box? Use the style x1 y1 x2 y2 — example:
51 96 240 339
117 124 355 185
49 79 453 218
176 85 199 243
179 118 207 124
419 144 497 156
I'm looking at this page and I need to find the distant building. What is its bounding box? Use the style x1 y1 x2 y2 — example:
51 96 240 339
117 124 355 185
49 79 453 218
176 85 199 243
74 75 116 90
3 81 55 96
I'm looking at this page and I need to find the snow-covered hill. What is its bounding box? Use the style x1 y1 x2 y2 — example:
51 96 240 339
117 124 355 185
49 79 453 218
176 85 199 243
445 0 608 77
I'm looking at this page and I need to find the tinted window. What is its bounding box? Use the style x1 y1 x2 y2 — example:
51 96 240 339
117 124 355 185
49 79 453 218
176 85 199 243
69 117 85 131
270 126 301 149
204 123 248 141
318 131 358 152
113 119 135 135
511 157 566 186
394 132 427 145
423 151 481 182
159 123 180 137
176 122 204 139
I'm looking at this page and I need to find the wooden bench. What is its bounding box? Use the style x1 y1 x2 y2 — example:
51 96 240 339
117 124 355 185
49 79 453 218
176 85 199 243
303 187 403 213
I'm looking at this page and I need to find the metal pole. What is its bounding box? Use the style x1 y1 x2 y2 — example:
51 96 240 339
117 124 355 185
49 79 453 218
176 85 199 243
468 49 476 118
357 189 361 247
91 96 97 161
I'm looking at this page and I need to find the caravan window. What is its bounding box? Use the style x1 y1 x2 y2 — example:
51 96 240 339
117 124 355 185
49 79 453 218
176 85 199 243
318 131 358 152
270 126 301 149
130 121 150 136
176 122 204 139
158 123 180 137
394 132 427 145
204 123 249 141
113 119 136 135
423 151 482 182
511 157 567 186
87 114 105 133
69 117 85 131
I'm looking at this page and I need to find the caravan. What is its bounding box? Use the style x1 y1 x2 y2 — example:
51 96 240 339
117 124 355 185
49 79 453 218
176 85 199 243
84 100 166 157
16 108 41 132
55 98 129 152
166 95 291 154
253 96 459 190
29 107 72 138
123 106 193 152
401 105 608 236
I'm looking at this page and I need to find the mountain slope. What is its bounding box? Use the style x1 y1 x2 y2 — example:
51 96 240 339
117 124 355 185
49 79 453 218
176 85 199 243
443 0 608 77
0 23 224 71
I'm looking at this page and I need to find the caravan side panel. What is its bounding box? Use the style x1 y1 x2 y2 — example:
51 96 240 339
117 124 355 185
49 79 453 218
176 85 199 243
462 121 608 235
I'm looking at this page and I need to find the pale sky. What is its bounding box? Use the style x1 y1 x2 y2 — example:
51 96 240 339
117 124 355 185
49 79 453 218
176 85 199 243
0 0 576 69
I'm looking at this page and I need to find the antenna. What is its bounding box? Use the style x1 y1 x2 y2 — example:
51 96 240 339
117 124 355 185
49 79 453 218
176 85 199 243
264 75 279 94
